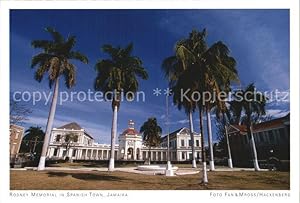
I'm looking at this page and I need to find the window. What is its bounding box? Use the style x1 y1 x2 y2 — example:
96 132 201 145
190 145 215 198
62 150 66 157
279 128 286 141
53 148 58 156
55 134 61 142
254 133 260 142
196 140 200 147
259 132 264 142
181 152 185 160
188 139 192 146
72 149 77 157
181 139 185 147
15 133 19 140
269 131 274 143
173 152 177 160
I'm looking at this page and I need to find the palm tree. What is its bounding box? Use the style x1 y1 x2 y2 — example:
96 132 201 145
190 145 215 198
140 117 162 165
214 104 234 168
230 83 267 171
177 31 239 171
198 40 239 171
172 69 198 167
31 27 88 170
19 126 45 157
94 43 148 171
164 29 239 181
162 53 198 168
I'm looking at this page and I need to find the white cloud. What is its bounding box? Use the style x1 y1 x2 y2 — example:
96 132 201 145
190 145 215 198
265 109 289 118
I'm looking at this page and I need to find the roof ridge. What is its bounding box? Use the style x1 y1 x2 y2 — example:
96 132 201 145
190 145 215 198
57 122 83 130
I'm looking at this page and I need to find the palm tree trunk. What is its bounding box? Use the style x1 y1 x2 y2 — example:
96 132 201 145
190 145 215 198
37 78 59 171
199 106 208 183
222 113 233 168
206 108 215 171
188 111 197 168
248 124 260 171
224 125 233 168
108 104 118 171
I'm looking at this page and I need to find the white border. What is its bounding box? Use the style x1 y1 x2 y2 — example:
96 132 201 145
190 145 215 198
0 1 299 203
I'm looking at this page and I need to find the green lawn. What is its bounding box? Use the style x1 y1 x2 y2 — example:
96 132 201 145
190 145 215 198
10 170 289 190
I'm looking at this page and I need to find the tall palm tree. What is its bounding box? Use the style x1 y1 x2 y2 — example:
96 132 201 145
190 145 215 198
162 35 200 168
214 103 234 168
198 40 239 171
140 117 162 164
31 27 88 170
94 43 148 171
165 29 238 170
165 29 239 180
230 83 267 171
172 69 198 167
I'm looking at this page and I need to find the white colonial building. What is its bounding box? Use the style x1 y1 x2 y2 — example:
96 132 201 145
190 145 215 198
47 120 202 162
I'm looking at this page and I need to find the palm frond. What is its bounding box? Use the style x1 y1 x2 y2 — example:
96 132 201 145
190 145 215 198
69 51 88 64
45 27 64 43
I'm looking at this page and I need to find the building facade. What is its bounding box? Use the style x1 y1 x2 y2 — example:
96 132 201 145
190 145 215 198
47 120 202 162
10 124 25 163
227 114 290 166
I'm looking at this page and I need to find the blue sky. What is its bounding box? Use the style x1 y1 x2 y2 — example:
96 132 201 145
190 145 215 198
10 9 290 144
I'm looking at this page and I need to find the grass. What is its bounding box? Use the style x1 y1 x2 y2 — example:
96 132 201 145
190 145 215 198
10 170 289 190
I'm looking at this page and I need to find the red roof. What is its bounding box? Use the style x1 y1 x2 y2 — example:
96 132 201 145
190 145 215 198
122 128 139 135
230 113 289 134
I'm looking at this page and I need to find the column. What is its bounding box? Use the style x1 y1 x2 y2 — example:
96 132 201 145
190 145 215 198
101 150 103 160
133 147 137 160
96 150 99 160
92 149 95 159
78 149 82 159
84 149 87 160
124 147 128 160
139 150 142 160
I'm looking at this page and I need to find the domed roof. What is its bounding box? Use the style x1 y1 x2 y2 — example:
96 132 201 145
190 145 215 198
122 128 139 135
121 120 139 135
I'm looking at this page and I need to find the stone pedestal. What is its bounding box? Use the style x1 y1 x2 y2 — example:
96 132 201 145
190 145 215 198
165 161 175 176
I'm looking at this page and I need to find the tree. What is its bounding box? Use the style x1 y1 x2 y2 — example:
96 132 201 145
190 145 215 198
140 117 162 165
197 40 238 171
94 43 148 171
61 133 78 162
214 107 234 168
10 99 32 125
162 31 203 168
31 27 88 170
230 83 267 171
163 28 239 182
19 126 45 160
